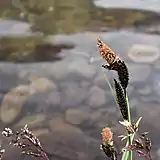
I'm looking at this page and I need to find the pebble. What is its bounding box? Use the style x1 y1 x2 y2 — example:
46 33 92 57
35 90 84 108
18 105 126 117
128 44 160 63
137 86 152 95
86 86 106 108
49 116 84 136
65 107 90 125
136 103 160 133
47 90 61 106
60 82 88 108
128 64 151 83
93 69 111 89
154 59 160 70
51 60 70 80
153 74 160 96
68 58 97 79
0 85 31 124
31 128 49 137
29 77 56 94
15 114 46 128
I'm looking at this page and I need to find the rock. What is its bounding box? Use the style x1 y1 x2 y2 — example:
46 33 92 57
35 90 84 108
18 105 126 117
60 82 88 108
136 103 160 140
51 60 70 80
46 115 101 160
93 69 111 89
154 60 160 70
129 98 140 108
89 108 108 122
89 107 117 127
127 85 135 97
65 107 90 125
47 90 61 106
153 74 160 96
79 80 91 88
68 58 97 79
0 68 19 93
40 132 100 160
128 44 160 63
31 128 49 137
15 114 46 128
49 116 84 136
0 85 30 124
86 86 106 108
29 77 56 94
128 64 151 83
140 95 160 103
137 86 152 95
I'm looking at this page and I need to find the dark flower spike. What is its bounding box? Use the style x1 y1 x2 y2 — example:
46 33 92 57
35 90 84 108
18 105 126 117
97 38 129 93
112 60 129 95
114 79 128 120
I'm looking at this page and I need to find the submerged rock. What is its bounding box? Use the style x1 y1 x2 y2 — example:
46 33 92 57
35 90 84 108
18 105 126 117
128 44 160 63
86 86 106 108
65 107 90 125
15 114 46 128
128 64 151 83
0 85 31 124
29 77 56 94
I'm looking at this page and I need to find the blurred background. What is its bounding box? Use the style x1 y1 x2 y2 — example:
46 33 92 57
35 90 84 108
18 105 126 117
0 0 160 159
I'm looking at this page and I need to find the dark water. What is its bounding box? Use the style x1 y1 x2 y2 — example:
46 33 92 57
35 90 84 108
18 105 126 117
0 0 160 160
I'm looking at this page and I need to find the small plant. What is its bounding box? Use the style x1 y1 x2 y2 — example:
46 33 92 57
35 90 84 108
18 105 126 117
2 125 49 160
97 38 152 160
0 145 5 160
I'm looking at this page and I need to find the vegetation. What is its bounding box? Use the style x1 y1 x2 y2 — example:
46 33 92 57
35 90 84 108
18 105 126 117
97 38 152 160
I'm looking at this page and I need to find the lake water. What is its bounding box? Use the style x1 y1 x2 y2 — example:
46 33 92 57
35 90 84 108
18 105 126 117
0 0 160 160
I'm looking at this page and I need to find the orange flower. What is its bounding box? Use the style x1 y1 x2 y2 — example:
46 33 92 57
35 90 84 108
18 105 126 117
101 127 113 145
97 38 117 66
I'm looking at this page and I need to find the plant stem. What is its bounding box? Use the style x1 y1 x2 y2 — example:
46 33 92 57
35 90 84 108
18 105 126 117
126 92 132 160
103 73 118 107
40 150 49 160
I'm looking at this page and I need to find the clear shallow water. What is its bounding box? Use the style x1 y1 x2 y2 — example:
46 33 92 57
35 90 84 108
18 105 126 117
0 0 160 160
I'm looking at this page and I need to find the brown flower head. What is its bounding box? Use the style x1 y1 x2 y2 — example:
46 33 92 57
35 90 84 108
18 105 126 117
97 38 129 92
97 38 117 66
101 127 113 146
101 127 117 160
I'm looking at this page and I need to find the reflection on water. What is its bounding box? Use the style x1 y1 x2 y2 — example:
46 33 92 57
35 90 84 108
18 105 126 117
0 36 74 62
0 0 159 62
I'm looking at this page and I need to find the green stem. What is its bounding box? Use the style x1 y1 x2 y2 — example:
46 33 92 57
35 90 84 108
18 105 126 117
103 72 133 160
126 92 132 160
103 73 118 107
